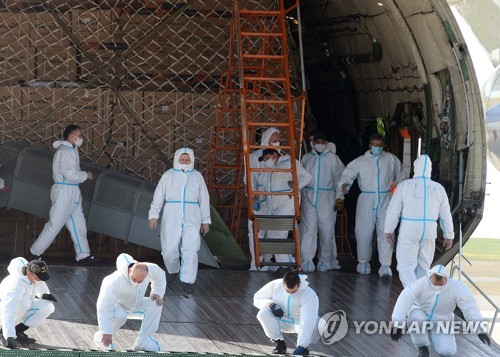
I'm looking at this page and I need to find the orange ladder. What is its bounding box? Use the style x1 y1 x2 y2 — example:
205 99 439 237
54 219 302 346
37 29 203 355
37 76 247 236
236 0 306 269
207 17 245 242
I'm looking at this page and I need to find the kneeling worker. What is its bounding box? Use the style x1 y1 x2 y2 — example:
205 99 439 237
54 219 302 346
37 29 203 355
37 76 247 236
253 271 325 355
94 253 166 351
0 258 56 348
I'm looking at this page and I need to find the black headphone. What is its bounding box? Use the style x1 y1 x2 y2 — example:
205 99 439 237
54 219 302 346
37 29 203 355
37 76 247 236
22 260 48 276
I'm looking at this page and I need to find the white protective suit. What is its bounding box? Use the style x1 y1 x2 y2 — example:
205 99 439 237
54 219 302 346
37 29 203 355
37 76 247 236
264 155 312 264
148 148 211 284
385 155 454 287
30 140 91 261
300 149 345 272
392 265 485 356
246 127 280 270
94 253 166 351
0 177 4 190
253 275 326 348
338 150 406 276
0 257 55 340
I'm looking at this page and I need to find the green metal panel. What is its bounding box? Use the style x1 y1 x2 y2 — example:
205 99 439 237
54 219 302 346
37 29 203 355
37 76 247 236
202 206 249 267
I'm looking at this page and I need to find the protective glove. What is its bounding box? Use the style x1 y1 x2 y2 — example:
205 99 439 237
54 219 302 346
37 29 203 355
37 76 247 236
390 328 403 342
270 303 284 318
335 199 344 212
253 201 260 211
293 346 309 355
5 337 16 348
41 293 58 302
478 332 491 346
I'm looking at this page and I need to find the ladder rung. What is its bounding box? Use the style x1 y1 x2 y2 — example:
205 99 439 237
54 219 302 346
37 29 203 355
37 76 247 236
240 31 282 37
244 76 286 82
255 215 295 231
258 238 296 254
247 122 290 127
242 54 285 60
215 147 241 151
239 10 282 16
260 262 297 267
245 99 288 104
212 164 240 169
217 127 239 130
249 145 292 150
210 185 240 190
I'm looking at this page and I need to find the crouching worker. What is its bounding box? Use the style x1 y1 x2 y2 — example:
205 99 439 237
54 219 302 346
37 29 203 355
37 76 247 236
94 253 166 351
0 258 56 348
391 265 491 356
253 271 326 355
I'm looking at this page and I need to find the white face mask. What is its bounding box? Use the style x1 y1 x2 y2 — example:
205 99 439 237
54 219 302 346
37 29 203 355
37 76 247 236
270 141 280 147
75 137 83 147
264 158 275 168
315 143 326 153
180 164 190 171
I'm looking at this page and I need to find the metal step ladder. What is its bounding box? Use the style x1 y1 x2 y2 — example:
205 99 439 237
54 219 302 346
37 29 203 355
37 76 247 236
235 0 307 269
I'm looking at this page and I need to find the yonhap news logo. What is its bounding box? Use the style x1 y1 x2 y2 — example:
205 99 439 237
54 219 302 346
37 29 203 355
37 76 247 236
320 310 348 344
319 311 488 345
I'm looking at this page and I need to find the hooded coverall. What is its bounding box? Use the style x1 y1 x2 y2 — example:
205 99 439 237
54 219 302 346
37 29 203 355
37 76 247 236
264 156 312 264
338 150 406 276
30 140 91 261
300 150 345 272
385 155 454 287
246 127 280 270
392 265 485 356
253 275 326 349
94 253 166 351
0 257 55 341
148 147 211 284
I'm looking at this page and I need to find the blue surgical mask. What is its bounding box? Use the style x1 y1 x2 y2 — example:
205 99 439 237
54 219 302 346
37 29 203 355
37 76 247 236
371 146 383 156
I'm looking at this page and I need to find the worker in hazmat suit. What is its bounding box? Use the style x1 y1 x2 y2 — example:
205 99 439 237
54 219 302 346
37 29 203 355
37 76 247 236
384 155 454 287
390 265 491 357
29 124 100 265
253 271 326 355
259 149 312 266
148 147 210 294
300 131 345 272
337 133 406 277
0 258 56 348
94 253 166 352
245 127 281 271
308 129 336 154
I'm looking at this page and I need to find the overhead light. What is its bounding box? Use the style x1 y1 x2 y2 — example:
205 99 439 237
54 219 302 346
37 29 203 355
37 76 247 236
377 2 383 6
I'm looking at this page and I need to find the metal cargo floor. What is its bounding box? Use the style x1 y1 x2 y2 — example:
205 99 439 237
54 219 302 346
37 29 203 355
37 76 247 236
0 265 498 357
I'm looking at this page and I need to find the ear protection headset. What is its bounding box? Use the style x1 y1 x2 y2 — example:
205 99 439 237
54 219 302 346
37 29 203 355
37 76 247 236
22 260 48 276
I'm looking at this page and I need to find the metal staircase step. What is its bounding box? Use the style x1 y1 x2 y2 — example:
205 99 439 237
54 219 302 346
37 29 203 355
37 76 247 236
255 215 295 231
258 238 296 254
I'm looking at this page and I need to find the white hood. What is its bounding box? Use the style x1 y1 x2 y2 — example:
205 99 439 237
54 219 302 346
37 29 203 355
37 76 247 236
260 127 280 146
7 257 28 278
427 264 448 279
414 154 432 178
173 147 195 172
52 140 72 150
116 253 137 282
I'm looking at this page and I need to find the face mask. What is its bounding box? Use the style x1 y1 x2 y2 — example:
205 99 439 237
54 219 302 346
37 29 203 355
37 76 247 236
270 141 280 147
180 164 190 171
371 146 383 156
75 137 83 147
33 279 44 286
315 144 326 153
264 158 275 168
